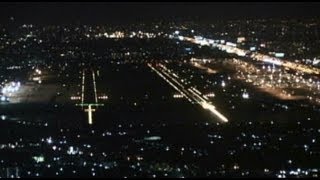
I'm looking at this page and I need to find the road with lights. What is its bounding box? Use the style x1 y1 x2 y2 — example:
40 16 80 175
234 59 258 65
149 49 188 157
178 35 320 75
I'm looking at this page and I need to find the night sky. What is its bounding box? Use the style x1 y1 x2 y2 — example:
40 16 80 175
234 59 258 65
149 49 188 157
1 2 320 24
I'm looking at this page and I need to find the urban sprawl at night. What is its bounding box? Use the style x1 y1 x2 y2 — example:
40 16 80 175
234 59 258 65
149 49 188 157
0 2 320 178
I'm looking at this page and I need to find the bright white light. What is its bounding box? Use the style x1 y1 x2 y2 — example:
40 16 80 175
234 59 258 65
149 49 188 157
205 93 215 97
46 137 53 144
201 102 228 122
178 36 184 41
242 92 249 99
1 115 6 120
262 57 282 66
33 155 44 163
67 146 78 155
226 42 237 47
173 94 183 98
144 136 161 141
221 81 226 87
0 96 6 102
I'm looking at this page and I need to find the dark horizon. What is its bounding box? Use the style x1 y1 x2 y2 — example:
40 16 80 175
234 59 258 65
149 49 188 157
1 2 320 25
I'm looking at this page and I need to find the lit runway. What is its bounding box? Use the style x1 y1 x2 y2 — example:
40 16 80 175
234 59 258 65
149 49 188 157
77 68 104 125
92 70 98 103
81 69 85 105
148 63 228 123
